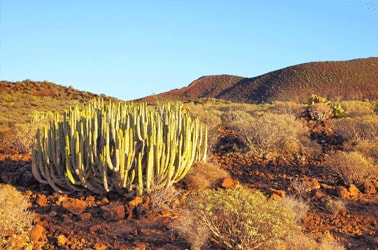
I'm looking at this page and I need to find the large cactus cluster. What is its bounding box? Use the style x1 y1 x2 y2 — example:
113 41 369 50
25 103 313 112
32 99 207 195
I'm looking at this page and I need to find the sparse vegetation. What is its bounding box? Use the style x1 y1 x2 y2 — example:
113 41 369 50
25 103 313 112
0 184 35 249
326 151 378 185
185 185 301 249
1 73 378 249
183 161 230 190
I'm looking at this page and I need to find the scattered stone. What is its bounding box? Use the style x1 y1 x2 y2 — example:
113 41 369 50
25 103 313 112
269 193 283 201
36 194 48 207
30 224 46 244
336 186 349 199
89 224 102 235
62 198 88 215
57 234 68 247
101 204 125 221
304 178 320 192
134 242 147 249
94 243 108 250
348 184 360 199
79 212 92 222
129 196 143 208
269 188 286 199
362 181 377 194
311 189 327 200
221 177 239 189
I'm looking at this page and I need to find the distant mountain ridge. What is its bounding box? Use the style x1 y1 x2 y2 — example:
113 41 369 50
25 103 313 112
139 57 378 103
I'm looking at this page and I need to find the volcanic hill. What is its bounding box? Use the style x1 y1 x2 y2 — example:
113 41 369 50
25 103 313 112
139 57 378 103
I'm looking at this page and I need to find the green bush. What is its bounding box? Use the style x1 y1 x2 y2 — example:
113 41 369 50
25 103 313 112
185 186 300 249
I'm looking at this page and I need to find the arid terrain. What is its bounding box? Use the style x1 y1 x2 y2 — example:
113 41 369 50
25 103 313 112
1 58 378 249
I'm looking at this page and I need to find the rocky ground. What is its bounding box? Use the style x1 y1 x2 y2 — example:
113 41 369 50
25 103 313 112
0 126 378 249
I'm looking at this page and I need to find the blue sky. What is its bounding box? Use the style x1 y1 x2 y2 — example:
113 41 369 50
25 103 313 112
1 0 377 101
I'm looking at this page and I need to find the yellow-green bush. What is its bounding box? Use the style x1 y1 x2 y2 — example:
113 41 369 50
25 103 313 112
331 115 378 141
0 184 34 249
340 100 375 117
185 185 300 249
326 151 378 185
222 111 316 157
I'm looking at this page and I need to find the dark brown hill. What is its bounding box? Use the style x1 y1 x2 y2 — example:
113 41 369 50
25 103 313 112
139 57 378 103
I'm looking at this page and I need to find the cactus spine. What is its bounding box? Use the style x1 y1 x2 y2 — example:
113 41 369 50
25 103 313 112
32 100 207 195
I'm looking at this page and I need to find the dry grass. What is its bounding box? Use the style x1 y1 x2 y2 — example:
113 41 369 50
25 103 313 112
222 111 312 157
0 184 35 249
279 196 309 224
354 138 378 164
326 198 346 216
284 232 345 250
148 186 183 215
340 100 375 117
183 162 230 190
326 151 378 185
331 115 378 141
169 209 210 250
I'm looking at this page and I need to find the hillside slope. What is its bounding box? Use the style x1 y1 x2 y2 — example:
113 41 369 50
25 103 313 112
0 80 113 153
139 57 378 103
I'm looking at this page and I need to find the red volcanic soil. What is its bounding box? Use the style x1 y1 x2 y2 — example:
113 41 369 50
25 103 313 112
1 123 377 249
139 57 378 104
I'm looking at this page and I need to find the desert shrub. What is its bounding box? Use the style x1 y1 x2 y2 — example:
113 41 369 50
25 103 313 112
217 102 267 115
285 232 345 250
354 139 378 164
0 184 35 249
326 151 378 185
340 100 375 117
183 162 230 190
223 111 312 157
331 115 378 141
186 103 223 151
149 186 182 215
269 101 305 117
170 209 210 250
303 94 347 122
279 195 309 224
185 185 300 249
326 198 346 216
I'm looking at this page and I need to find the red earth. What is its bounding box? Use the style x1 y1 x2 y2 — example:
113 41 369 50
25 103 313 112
0 125 378 249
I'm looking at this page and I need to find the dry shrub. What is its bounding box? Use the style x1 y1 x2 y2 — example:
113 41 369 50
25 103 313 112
0 184 35 249
149 186 182 215
326 198 346 216
217 102 265 114
340 100 375 117
269 101 305 117
331 115 378 141
354 139 378 164
279 196 309 224
326 151 378 185
186 103 223 151
305 103 333 122
284 232 345 250
183 162 230 190
185 185 300 249
0 123 39 154
223 111 313 157
169 209 210 250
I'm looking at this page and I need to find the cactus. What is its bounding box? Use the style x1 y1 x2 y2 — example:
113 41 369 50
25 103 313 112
32 99 207 195
303 94 347 121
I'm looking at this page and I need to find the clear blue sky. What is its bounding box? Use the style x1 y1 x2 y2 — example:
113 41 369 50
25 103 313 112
1 0 377 101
